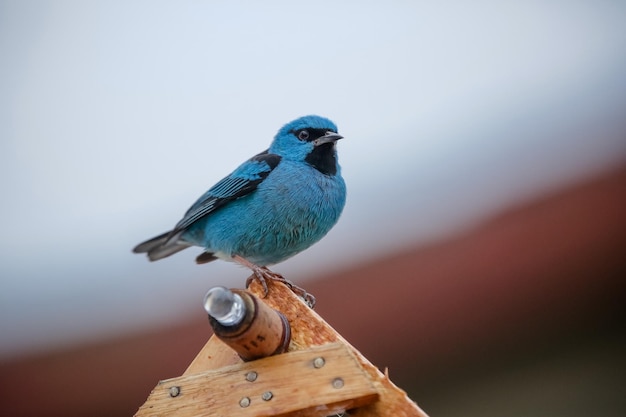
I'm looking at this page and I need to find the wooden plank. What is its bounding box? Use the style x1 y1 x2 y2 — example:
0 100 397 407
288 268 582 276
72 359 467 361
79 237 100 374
184 335 242 375
136 343 378 417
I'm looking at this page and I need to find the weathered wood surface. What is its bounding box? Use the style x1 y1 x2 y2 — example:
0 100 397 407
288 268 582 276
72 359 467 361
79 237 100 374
135 343 378 417
136 278 428 417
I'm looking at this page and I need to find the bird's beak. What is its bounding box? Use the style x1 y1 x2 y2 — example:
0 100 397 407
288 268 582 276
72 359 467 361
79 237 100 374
314 132 344 146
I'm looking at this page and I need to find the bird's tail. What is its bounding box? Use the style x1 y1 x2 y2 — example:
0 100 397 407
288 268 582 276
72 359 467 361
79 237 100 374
132 231 192 261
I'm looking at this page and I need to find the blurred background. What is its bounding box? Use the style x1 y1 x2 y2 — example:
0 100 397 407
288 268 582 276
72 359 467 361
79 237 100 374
1 1 625 416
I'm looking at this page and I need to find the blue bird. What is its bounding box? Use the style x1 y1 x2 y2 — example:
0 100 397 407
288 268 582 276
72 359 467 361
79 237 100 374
133 115 346 305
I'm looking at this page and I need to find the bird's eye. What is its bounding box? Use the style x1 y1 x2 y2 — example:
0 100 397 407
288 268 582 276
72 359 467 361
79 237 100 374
298 130 309 141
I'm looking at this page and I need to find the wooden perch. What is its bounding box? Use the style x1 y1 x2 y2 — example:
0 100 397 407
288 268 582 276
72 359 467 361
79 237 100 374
206 288 291 361
135 278 428 417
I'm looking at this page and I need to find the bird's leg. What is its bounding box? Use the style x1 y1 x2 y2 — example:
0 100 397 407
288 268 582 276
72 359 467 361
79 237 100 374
233 255 316 308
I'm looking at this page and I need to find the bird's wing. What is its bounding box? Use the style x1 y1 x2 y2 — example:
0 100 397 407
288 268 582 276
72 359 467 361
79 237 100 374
169 150 281 235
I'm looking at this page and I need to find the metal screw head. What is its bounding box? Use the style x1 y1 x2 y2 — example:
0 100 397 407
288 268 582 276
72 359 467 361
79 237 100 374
239 397 251 408
168 386 181 397
245 371 258 382
261 391 273 401
332 377 344 389
313 357 325 368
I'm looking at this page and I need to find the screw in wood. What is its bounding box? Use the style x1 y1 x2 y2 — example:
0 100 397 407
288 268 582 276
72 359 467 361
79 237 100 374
245 371 258 382
313 357 325 368
239 397 251 408
168 386 181 397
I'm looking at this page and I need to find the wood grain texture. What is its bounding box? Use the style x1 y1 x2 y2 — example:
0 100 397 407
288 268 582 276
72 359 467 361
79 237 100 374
136 343 378 417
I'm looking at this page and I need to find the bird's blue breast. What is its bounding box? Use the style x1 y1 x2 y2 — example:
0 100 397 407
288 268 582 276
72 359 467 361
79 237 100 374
182 160 346 266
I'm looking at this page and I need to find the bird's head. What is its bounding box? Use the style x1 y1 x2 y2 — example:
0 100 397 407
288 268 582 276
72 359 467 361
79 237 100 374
269 115 343 176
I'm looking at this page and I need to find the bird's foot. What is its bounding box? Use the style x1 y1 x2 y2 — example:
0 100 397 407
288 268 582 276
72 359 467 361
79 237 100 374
245 268 316 308
235 256 315 308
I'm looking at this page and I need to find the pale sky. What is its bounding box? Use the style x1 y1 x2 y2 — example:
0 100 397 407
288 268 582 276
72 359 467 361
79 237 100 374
1 1 626 358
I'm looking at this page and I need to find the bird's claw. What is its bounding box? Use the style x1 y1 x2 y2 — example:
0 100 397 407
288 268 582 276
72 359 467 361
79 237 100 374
245 271 270 296
245 268 316 309
300 291 316 309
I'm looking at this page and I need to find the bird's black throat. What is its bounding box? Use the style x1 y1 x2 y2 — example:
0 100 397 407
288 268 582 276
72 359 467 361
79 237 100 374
305 143 338 176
